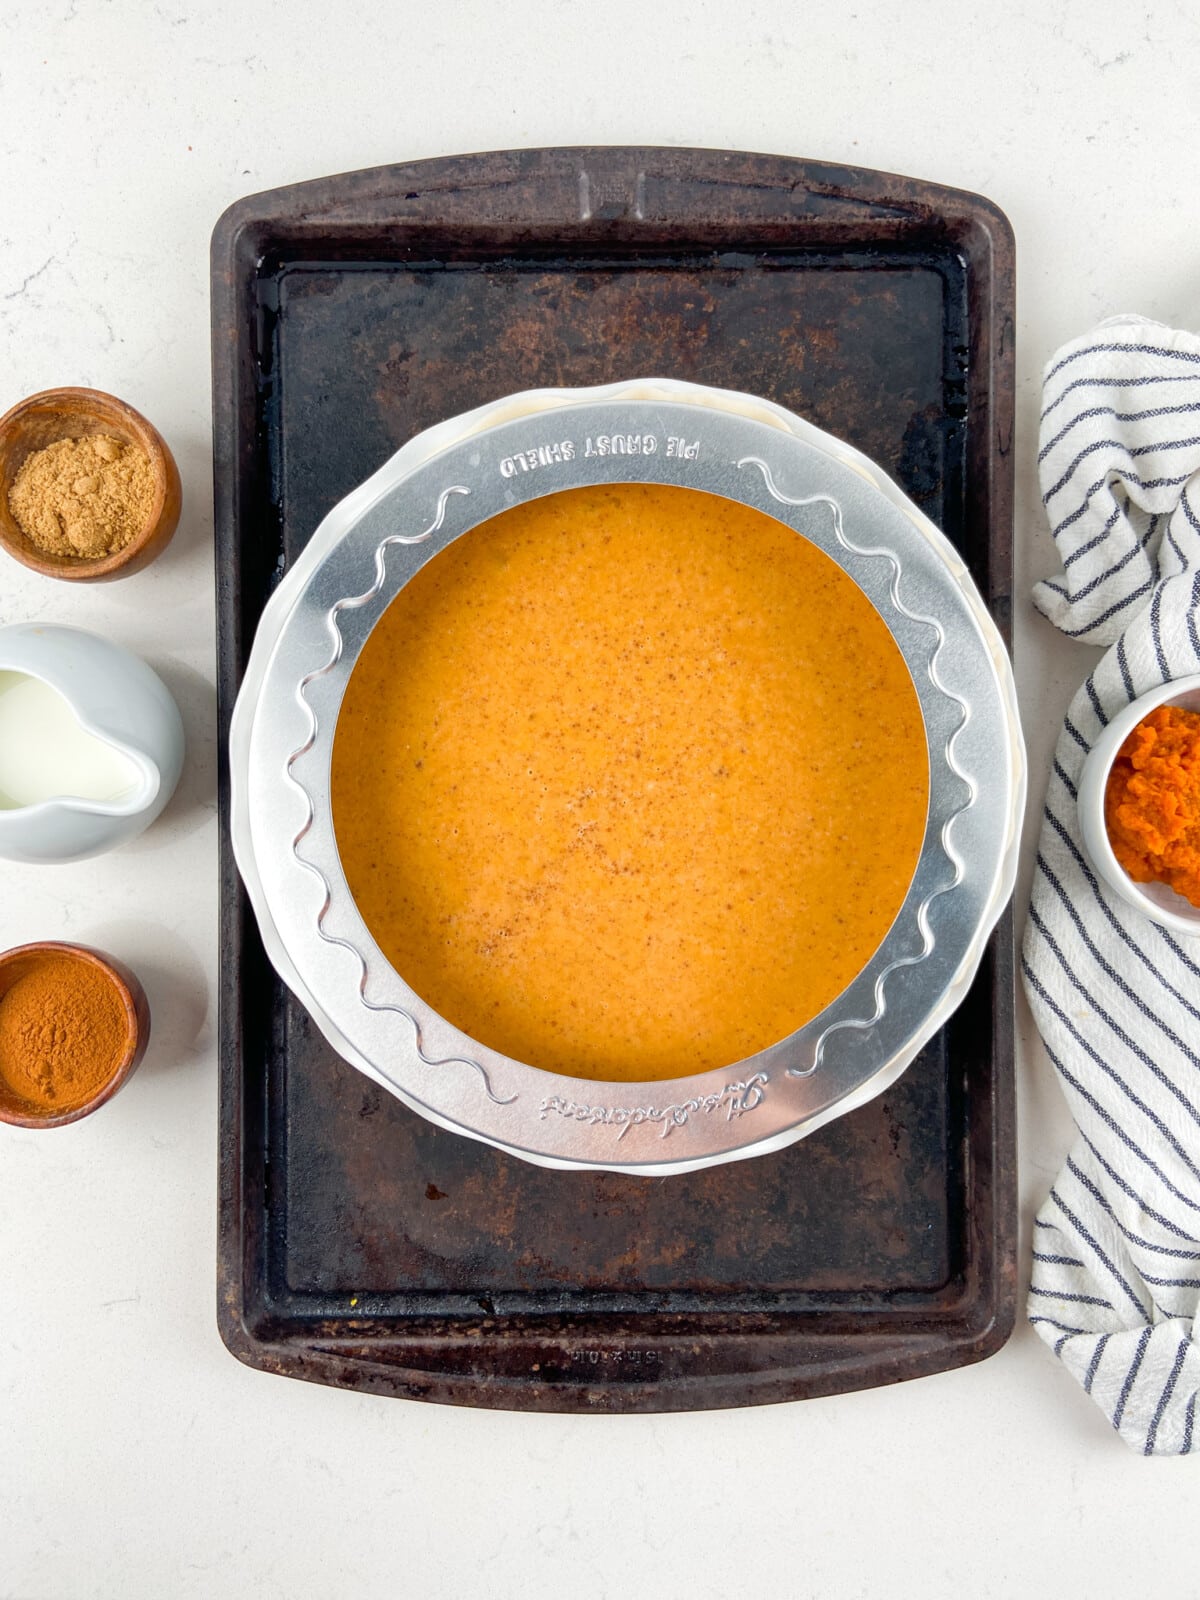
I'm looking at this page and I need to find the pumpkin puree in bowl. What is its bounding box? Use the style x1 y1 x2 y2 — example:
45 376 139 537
331 483 929 1083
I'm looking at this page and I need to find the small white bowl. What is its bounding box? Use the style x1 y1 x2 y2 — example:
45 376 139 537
1078 672 1200 936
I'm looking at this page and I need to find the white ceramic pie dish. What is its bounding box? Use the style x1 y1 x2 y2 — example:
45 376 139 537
230 378 1025 1175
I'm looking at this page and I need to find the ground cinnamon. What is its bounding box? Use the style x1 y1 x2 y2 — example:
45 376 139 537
1105 704 1200 906
0 953 128 1112
7 434 154 558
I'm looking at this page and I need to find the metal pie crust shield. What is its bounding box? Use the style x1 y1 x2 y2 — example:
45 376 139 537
230 379 1025 1176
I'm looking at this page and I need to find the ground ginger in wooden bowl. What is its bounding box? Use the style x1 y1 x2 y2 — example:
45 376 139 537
0 386 181 581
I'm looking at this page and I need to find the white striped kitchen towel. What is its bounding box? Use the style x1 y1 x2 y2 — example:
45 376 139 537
1024 314 1200 1454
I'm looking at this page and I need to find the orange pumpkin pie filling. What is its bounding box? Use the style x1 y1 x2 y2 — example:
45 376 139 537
331 483 929 1082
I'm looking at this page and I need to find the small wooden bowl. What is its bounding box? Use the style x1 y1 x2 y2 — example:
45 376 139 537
0 941 150 1128
0 387 182 581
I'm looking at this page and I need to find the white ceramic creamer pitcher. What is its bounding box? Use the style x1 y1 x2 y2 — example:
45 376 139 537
0 623 184 863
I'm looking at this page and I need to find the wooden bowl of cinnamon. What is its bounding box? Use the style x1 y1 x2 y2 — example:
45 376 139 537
0 942 150 1128
0 387 182 581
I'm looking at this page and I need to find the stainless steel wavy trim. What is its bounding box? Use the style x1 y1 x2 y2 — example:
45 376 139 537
736 455 976 1078
283 485 517 1107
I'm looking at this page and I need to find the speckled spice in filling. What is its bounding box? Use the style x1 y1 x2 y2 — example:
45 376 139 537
332 484 930 1083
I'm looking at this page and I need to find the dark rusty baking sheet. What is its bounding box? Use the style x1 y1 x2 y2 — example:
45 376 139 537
212 147 1016 1411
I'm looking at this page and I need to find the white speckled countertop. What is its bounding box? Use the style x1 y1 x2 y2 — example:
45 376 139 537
2 3 1198 1595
